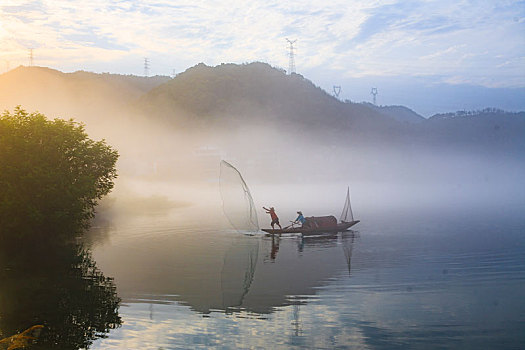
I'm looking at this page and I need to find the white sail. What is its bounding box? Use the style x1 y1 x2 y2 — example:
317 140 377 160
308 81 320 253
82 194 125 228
340 187 354 223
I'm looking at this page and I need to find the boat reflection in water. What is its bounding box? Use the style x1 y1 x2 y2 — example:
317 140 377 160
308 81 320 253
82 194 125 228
238 231 358 314
0 239 121 349
90 224 358 316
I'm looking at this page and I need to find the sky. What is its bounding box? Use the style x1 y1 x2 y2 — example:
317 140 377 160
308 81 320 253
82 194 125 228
1 0 524 116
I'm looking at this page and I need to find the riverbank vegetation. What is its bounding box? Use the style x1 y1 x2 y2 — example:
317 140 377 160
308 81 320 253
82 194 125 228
0 107 118 241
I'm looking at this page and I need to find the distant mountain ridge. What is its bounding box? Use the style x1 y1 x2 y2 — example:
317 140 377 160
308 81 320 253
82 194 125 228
138 62 403 139
0 65 169 117
428 108 523 120
1 65 170 97
1 63 523 186
140 62 367 123
363 103 426 124
1 63 523 155
139 62 524 153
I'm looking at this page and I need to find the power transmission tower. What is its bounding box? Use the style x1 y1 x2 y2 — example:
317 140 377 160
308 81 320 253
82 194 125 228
29 48 34 66
286 38 297 74
144 57 150 77
333 85 341 99
371 87 378 105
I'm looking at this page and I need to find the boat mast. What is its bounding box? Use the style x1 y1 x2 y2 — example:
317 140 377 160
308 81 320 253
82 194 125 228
340 187 354 223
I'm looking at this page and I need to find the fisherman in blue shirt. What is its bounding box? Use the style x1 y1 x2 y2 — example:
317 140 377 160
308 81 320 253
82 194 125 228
294 211 306 226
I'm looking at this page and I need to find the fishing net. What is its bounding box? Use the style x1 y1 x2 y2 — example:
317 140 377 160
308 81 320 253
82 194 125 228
220 235 259 310
219 161 259 234
340 187 354 223
219 161 259 309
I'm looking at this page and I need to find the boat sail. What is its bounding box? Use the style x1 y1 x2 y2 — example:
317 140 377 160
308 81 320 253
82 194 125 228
340 187 354 223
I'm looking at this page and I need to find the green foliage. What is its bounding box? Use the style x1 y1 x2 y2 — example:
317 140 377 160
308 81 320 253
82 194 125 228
0 107 118 239
139 62 391 134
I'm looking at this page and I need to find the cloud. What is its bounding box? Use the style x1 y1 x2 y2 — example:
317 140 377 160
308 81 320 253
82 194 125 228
0 0 524 87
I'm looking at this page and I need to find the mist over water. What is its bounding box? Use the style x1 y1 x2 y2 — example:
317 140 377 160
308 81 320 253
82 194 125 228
78 102 523 348
85 117 524 348
84 105 524 226
2 66 522 216
85 190 525 349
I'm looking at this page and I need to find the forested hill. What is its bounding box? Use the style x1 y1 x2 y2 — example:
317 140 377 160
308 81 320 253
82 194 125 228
364 103 426 124
421 108 525 154
138 62 399 132
138 62 525 153
0 66 170 118
1 63 523 155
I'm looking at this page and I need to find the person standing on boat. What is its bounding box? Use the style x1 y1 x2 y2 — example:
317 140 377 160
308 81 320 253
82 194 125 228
263 206 282 229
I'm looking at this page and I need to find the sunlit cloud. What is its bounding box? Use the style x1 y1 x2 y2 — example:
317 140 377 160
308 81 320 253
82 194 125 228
0 0 524 87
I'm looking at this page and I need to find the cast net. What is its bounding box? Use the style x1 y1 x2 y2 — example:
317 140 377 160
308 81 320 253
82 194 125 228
220 235 259 310
219 160 259 234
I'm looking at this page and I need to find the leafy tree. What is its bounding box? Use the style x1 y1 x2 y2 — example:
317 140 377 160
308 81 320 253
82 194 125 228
0 107 118 240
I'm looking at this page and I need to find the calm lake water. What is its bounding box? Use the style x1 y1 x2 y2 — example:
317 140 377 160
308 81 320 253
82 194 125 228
1 184 524 349
80 196 525 350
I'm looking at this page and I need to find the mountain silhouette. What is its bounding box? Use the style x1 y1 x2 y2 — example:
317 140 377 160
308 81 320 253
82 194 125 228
1 63 523 156
364 103 426 124
0 66 169 128
140 63 395 127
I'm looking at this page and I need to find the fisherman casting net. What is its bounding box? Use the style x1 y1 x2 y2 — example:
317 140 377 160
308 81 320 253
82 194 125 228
219 160 259 234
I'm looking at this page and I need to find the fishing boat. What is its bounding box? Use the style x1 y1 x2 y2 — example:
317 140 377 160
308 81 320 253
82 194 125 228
262 188 360 236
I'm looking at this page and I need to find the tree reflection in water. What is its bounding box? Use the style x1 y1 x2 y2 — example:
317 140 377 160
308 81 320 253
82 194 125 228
0 240 121 349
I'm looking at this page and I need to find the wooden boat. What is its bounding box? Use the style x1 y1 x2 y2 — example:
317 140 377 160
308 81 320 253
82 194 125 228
262 220 360 235
219 160 360 236
263 187 359 236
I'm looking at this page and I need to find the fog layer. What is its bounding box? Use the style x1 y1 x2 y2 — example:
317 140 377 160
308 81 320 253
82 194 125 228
1 64 523 227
